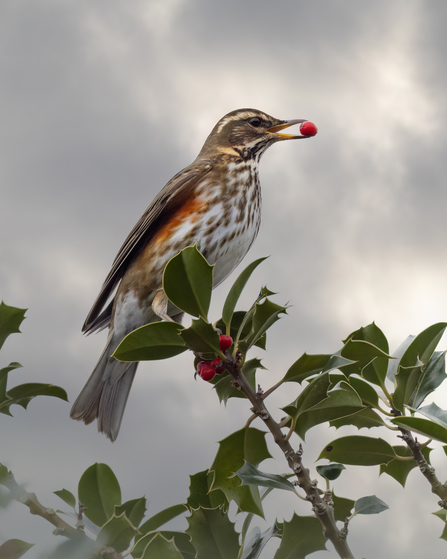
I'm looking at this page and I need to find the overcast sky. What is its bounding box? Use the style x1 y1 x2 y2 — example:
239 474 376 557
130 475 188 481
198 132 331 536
2 1 447 558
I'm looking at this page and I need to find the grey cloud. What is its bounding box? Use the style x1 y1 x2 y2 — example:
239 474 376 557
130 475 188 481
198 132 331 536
2 1 447 557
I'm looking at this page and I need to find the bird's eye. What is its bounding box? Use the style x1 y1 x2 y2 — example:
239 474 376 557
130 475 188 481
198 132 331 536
248 117 263 128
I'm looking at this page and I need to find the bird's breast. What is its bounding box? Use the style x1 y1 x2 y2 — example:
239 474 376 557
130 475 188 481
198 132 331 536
120 159 262 313
196 158 262 286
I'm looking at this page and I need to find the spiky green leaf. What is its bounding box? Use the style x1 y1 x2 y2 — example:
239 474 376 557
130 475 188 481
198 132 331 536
0 303 27 351
318 436 396 466
78 463 121 527
209 428 272 517
163 245 213 319
273 514 327 559
222 258 267 330
186 507 239 559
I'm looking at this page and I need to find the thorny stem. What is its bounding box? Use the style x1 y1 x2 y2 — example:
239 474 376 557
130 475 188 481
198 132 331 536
398 427 447 505
226 354 356 559
391 407 447 506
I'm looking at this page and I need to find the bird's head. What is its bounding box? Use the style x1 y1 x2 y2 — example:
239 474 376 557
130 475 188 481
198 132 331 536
198 108 311 161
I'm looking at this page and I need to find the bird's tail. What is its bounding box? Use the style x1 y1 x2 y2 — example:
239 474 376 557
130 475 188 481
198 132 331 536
70 331 138 442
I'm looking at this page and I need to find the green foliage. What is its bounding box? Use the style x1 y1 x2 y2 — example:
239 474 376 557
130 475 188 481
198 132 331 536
181 317 221 354
54 489 76 509
283 374 364 440
113 322 187 361
0 303 67 415
186 470 227 511
318 436 396 466
235 462 297 493
209 428 272 517
391 403 447 444
213 358 261 405
240 523 280 559
163 245 213 320
0 538 34 559
139 504 187 534
186 506 240 559
78 463 122 527
135 533 185 559
332 493 355 522
222 257 267 331
380 446 432 487
274 514 327 558
353 495 389 516
5 251 447 557
316 464 345 481
391 323 447 412
0 302 26 351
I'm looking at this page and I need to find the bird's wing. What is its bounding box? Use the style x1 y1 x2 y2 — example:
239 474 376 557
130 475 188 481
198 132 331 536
83 159 213 334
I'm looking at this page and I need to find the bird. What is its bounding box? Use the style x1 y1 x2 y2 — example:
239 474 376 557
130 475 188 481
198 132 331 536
70 108 312 441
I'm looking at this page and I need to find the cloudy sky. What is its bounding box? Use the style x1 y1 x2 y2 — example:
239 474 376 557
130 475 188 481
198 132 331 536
2 1 447 557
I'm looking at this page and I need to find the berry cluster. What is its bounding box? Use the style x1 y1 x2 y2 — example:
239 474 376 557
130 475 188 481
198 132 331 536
196 335 233 381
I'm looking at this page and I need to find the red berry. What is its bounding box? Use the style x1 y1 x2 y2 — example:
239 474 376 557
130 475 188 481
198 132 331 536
219 335 233 351
197 361 215 381
212 357 225 374
300 121 318 137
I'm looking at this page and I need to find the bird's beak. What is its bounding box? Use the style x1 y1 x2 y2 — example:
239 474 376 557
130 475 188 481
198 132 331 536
267 119 308 139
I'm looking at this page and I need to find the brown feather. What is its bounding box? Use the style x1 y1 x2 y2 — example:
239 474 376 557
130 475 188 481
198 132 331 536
82 160 212 333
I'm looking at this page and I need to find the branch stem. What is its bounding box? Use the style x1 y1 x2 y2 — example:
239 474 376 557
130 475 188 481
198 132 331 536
399 428 447 504
226 355 356 559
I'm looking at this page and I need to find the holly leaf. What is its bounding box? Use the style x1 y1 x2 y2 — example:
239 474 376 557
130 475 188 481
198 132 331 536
186 507 239 559
332 492 355 522
391 403 447 444
181 318 221 354
240 523 280 559
163 245 213 320
380 445 432 487
318 436 396 466
316 464 345 481
0 383 68 415
96 511 138 552
134 533 185 559
186 470 228 511
139 504 188 534
235 462 296 493
354 495 389 515
54 489 76 510
0 539 34 559
209 428 272 517
0 302 27 351
391 323 447 412
113 321 187 361
222 258 267 330
409 351 447 408
273 514 327 558
330 407 386 430
78 463 121 527
115 497 147 528
213 358 261 405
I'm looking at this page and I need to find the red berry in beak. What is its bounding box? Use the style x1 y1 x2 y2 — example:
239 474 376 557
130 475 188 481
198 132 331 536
197 361 216 381
300 122 318 137
219 335 233 351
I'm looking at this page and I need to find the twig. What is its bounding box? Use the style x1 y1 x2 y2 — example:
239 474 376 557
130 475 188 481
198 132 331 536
398 429 447 506
225 355 356 559
1 470 125 558
1 471 84 538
